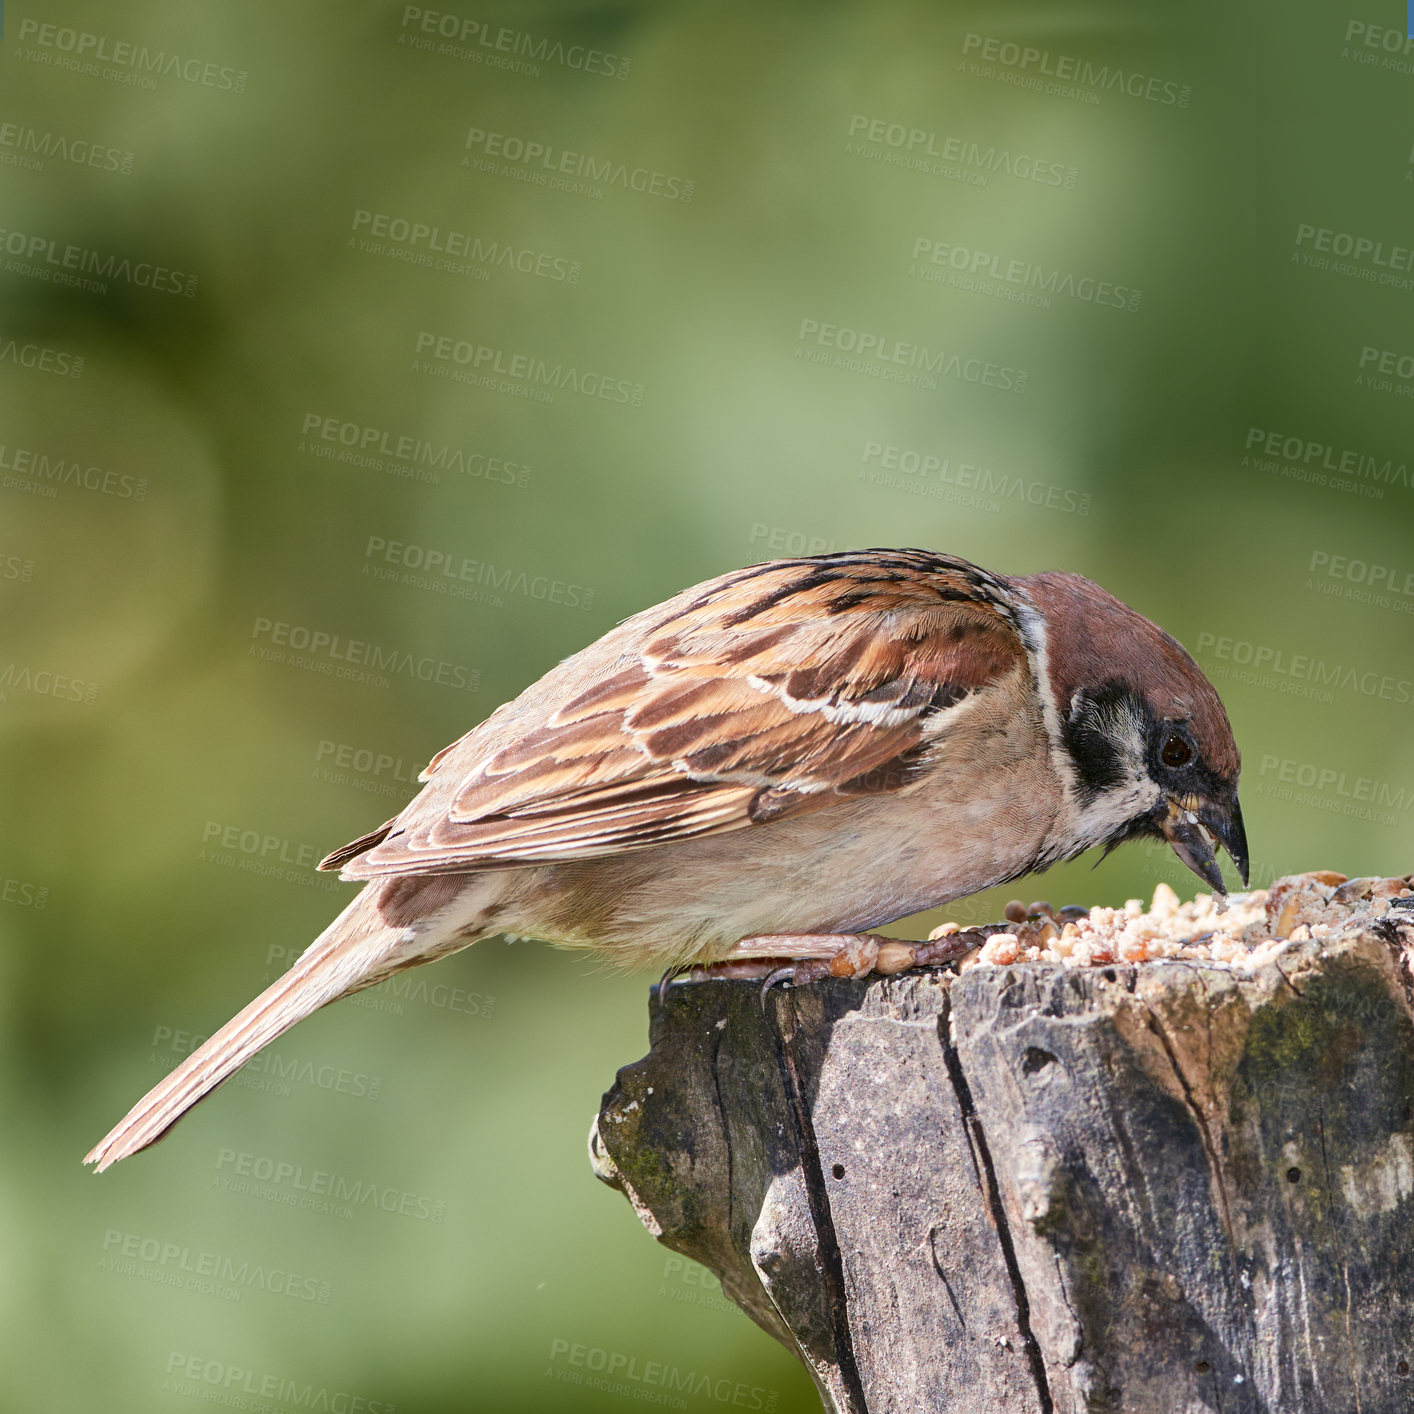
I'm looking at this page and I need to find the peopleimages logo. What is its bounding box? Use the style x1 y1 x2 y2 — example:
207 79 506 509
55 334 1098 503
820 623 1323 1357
12 19 249 92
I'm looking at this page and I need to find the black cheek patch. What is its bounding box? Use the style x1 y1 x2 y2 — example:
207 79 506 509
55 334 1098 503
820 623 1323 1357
1062 680 1139 803
1063 718 1126 800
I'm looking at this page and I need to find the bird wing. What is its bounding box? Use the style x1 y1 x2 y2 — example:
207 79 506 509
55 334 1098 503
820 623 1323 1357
325 550 1028 877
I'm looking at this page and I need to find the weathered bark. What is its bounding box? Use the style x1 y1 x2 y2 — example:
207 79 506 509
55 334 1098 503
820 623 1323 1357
591 916 1414 1413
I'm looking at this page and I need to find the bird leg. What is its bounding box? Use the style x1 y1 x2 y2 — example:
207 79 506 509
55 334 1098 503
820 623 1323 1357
671 929 987 990
690 932 885 983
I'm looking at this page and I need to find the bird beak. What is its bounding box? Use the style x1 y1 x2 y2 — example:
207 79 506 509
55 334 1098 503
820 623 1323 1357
1157 793 1249 894
1201 793 1249 887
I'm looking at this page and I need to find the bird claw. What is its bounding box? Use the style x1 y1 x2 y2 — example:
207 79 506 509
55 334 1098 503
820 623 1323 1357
758 963 802 1008
655 964 687 1009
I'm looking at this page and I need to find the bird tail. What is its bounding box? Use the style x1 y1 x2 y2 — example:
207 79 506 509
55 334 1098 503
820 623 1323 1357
84 880 464 1172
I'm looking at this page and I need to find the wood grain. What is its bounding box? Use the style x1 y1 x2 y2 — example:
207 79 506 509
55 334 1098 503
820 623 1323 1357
592 914 1414 1413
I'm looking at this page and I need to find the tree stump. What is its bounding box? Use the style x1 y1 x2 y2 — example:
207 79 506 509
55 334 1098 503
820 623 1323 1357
590 901 1414 1413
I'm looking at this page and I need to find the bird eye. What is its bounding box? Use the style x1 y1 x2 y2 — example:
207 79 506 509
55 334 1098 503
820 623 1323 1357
1160 733 1192 769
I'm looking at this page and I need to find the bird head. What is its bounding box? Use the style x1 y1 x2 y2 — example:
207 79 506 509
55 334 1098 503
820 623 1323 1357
1017 570 1248 894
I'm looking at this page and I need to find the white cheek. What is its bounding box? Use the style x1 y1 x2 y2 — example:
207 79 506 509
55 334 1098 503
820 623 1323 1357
1073 774 1163 849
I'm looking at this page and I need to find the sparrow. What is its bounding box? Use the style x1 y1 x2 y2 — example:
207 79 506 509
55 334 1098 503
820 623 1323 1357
85 548 1247 1170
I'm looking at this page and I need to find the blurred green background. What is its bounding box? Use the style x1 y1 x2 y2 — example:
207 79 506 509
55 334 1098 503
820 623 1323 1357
3 1 1412 1409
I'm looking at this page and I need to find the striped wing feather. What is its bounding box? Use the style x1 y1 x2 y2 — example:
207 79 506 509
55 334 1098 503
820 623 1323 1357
327 551 1024 877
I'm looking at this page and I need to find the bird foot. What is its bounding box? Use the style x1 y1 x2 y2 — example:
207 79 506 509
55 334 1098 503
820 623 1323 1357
664 929 988 999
